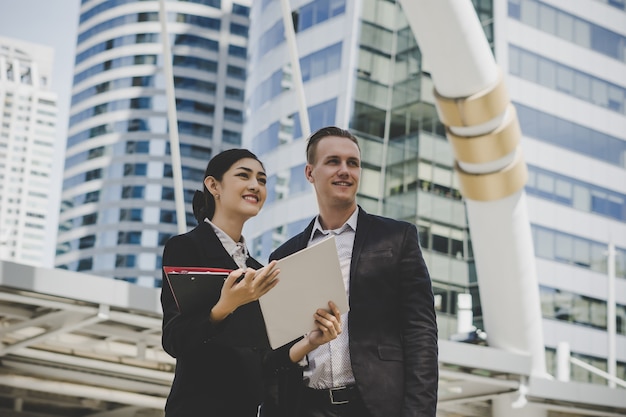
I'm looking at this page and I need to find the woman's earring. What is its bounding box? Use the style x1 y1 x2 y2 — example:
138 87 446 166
215 194 220 200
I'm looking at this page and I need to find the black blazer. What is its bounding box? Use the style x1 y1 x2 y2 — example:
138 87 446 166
264 208 439 417
161 222 296 417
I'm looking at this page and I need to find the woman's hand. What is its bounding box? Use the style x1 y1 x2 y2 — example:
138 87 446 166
210 261 280 323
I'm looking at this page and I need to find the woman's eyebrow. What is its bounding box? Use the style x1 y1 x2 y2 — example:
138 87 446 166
235 166 266 176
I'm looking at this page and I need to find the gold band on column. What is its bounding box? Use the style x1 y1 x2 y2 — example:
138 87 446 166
446 104 521 164
454 148 527 201
435 73 509 127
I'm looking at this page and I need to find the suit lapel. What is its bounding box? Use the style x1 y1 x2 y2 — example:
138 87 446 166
191 222 239 269
349 207 371 284
297 219 316 251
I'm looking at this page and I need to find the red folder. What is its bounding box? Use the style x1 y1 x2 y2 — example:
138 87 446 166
163 266 270 348
163 266 232 314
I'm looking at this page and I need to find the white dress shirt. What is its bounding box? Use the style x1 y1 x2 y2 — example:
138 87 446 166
304 208 358 389
204 218 249 269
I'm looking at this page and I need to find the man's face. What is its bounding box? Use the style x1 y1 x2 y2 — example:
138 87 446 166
305 136 361 209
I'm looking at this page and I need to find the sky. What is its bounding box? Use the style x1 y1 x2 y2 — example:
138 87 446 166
0 0 80 265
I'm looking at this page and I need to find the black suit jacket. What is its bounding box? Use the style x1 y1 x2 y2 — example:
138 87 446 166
264 208 438 417
161 222 296 417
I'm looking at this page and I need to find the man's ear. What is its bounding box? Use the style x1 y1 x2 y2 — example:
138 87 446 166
304 164 314 183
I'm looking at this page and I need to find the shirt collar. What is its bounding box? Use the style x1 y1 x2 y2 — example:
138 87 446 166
205 218 249 259
310 207 359 241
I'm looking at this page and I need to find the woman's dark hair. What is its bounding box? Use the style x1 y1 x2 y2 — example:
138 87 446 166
192 148 264 223
305 126 360 164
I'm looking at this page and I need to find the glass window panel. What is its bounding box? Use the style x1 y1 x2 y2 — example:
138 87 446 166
607 85 623 112
616 249 626 279
536 172 554 193
535 227 555 259
573 19 591 48
540 286 556 318
590 78 609 107
555 233 573 262
520 51 538 83
590 301 607 329
590 243 608 273
538 58 556 88
509 47 520 75
572 238 590 267
573 71 591 101
556 66 574 93
520 0 539 26
556 12 574 41
554 178 572 201
617 305 626 335
527 168 536 188
572 184 591 211
432 234 449 255
538 4 557 35
554 290 573 321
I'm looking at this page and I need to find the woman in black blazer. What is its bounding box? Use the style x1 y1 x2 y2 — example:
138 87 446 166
161 149 342 417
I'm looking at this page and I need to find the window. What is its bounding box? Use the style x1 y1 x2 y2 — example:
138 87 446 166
126 141 150 154
119 208 142 221
79 235 96 249
228 44 247 58
160 210 176 224
118 231 142 244
230 22 248 37
77 257 93 271
115 254 136 268
82 213 97 225
232 3 249 16
223 129 241 145
158 233 172 245
123 163 147 176
121 185 145 199
224 108 243 123
225 86 244 101
84 191 100 203
227 65 246 79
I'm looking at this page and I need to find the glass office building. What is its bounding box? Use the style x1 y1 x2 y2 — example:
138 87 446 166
56 0 252 286
0 37 58 267
243 0 626 385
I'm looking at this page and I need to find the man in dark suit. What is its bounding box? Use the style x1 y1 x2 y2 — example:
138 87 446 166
266 126 438 417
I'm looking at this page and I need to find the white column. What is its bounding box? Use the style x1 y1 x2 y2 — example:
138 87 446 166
607 242 616 388
158 0 187 235
279 0 310 138
399 0 547 391
556 341 570 382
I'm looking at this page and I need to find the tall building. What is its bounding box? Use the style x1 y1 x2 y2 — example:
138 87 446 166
0 36 58 267
56 0 252 287
243 0 626 389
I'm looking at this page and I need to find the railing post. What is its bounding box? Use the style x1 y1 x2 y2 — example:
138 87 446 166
556 341 570 382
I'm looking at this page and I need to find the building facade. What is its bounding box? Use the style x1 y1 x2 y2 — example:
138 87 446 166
56 0 252 287
242 0 626 387
0 36 58 267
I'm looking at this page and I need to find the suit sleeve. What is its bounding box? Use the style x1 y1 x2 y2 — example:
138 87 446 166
160 235 231 358
399 224 439 417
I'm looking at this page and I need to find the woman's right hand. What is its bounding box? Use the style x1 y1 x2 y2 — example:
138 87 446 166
209 261 280 323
